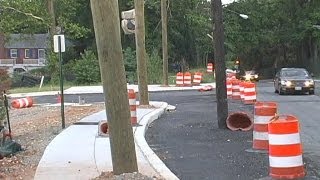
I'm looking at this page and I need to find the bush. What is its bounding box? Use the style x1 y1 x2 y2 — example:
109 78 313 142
147 50 163 84
0 69 10 123
123 47 137 84
73 50 101 85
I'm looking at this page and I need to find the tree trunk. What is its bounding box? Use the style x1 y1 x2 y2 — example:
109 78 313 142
212 0 228 129
47 0 56 36
90 0 138 174
134 0 149 105
161 0 169 86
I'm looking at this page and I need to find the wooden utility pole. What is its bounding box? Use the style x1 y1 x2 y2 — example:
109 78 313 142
212 0 228 129
47 0 56 36
134 0 149 105
90 0 138 174
161 0 169 86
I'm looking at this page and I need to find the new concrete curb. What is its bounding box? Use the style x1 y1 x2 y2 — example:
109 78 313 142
134 102 179 180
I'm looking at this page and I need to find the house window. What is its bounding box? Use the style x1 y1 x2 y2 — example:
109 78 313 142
10 49 18 58
38 49 45 59
25 49 30 58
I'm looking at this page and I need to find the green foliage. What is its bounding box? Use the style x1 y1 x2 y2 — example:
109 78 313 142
147 50 163 84
0 69 10 122
123 47 137 84
73 50 101 85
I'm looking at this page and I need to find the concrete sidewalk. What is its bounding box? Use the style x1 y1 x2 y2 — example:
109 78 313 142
34 101 179 180
8 83 216 98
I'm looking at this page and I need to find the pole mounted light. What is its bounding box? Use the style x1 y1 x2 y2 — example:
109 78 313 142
223 8 249 19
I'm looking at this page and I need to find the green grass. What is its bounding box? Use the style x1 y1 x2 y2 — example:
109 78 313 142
9 84 73 94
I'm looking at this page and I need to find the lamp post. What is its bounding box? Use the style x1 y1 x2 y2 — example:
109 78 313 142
223 8 249 19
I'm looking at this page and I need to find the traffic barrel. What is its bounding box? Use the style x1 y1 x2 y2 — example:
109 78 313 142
268 115 305 179
207 63 213 73
226 80 232 98
192 72 202 86
231 79 241 100
11 97 33 109
98 120 108 137
243 82 257 105
253 101 277 150
183 72 192 87
226 112 253 131
128 89 137 125
239 81 245 102
176 72 184 87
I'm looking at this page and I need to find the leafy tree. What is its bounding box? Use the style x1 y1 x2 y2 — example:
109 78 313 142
73 50 101 84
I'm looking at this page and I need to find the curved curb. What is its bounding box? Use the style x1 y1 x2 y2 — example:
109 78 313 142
134 101 179 180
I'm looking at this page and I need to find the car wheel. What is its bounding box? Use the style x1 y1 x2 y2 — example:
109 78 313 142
309 90 314 95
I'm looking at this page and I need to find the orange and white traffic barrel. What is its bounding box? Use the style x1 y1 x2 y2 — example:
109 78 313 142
253 102 277 150
268 115 305 179
231 79 241 100
128 89 137 125
207 63 213 73
11 97 33 109
239 81 245 102
226 80 232 98
192 72 202 86
176 72 184 87
244 82 257 104
183 72 192 87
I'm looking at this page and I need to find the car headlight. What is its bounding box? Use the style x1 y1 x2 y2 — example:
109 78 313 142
285 81 292 87
281 80 286 85
305 80 314 87
244 74 251 81
254 74 258 78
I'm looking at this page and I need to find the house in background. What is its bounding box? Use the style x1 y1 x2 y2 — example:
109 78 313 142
0 33 49 74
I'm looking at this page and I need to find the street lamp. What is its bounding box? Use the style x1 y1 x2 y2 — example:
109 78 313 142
223 8 249 19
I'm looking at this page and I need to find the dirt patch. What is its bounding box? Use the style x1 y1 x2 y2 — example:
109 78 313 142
0 103 105 179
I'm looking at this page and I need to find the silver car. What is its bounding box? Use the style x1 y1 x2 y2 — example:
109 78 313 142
274 68 315 95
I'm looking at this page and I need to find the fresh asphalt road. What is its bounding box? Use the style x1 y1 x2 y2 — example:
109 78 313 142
145 81 320 180
14 81 320 179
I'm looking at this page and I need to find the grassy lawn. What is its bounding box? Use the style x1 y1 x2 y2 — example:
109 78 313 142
9 84 73 94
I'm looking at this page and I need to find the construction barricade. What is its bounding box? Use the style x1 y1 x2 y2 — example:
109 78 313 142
268 115 305 179
231 79 241 100
207 63 213 73
226 80 232 98
128 89 137 125
183 72 192 87
243 82 257 104
11 97 33 109
192 72 202 86
176 72 184 87
253 102 277 150
239 81 245 102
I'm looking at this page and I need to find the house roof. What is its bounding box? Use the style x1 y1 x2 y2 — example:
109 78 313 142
5 34 49 49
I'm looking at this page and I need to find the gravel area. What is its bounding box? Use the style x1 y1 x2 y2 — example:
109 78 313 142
0 102 164 180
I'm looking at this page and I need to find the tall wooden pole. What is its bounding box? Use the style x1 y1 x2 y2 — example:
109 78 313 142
134 0 149 105
212 0 228 129
90 0 138 174
161 0 169 86
47 0 56 36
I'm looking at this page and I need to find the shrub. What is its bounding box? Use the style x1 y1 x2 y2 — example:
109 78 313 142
73 50 101 85
123 47 137 84
0 69 10 123
147 50 162 84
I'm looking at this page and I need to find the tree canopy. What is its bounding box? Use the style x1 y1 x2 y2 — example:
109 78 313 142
1 0 320 77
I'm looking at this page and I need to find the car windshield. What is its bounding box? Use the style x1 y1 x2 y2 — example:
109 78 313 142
281 70 308 77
